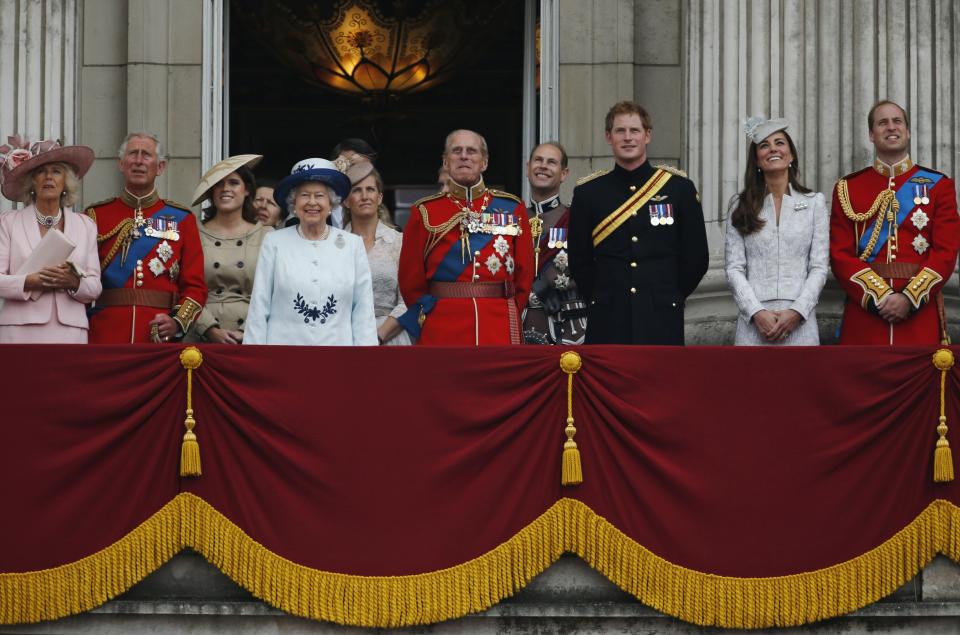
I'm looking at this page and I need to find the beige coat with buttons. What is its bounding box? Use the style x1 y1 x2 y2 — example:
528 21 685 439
185 222 273 342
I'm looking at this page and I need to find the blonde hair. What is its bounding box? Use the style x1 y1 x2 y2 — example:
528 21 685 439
21 162 80 207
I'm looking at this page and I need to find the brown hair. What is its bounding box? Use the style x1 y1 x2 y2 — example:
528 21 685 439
730 131 811 236
867 100 910 131
203 165 258 224
604 101 652 132
343 166 395 228
528 141 569 169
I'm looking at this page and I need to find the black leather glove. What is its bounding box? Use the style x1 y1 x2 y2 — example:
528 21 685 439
531 277 562 315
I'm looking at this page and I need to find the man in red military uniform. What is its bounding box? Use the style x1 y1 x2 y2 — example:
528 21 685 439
398 129 534 345
830 101 960 345
86 132 206 343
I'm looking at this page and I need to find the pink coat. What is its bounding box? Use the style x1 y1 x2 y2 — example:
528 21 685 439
0 206 102 332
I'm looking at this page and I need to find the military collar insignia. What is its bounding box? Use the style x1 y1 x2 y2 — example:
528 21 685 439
447 177 486 203
530 194 561 215
873 155 913 178
120 188 160 211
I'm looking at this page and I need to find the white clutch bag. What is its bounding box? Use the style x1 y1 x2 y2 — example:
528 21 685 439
17 228 78 301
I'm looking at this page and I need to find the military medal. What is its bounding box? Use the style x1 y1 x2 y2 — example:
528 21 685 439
921 185 929 205
649 205 660 226
664 204 674 226
156 240 173 263
148 257 165 276
911 209 929 230
132 207 145 239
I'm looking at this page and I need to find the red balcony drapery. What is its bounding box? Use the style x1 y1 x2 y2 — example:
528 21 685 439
2 344 959 628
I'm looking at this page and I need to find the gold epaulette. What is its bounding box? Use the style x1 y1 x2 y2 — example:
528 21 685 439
487 188 522 204
165 199 193 213
654 163 688 179
412 191 445 208
84 197 117 221
576 169 609 186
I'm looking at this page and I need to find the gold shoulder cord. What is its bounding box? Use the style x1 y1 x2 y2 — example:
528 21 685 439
419 204 466 258
837 181 899 261
97 219 135 270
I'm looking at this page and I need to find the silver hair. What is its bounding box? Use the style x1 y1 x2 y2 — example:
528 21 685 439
21 162 80 207
443 129 488 159
286 181 342 216
118 132 166 161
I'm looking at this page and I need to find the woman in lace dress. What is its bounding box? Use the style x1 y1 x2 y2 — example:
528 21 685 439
724 117 829 345
343 162 412 345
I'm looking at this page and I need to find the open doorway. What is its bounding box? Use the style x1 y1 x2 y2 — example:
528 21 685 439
228 0 532 226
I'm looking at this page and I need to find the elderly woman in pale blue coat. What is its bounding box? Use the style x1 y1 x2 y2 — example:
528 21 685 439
724 117 829 345
244 158 377 345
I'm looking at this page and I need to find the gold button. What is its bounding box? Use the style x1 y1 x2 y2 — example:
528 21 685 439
630 262 637 268
631 211 637 217
136 281 143 287
629 185 637 192
631 236 638 242
630 287 636 293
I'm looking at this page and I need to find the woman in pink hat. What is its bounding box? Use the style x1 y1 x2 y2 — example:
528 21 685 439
0 136 102 343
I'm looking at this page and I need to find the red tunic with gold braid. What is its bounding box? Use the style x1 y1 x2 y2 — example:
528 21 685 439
398 179 534 345
86 191 206 343
830 157 960 345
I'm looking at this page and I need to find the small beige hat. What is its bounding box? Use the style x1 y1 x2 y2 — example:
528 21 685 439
743 116 789 145
191 154 262 206
345 160 375 186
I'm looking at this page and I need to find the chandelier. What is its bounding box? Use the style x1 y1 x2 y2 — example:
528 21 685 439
237 0 503 103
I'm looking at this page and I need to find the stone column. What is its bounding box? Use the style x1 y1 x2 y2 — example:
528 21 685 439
558 0 635 203
684 0 960 343
78 0 203 207
0 0 77 172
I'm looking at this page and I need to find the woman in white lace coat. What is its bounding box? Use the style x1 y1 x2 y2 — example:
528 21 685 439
724 117 829 345
343 162 412 345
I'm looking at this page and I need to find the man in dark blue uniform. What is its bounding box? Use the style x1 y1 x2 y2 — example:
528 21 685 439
568 101 708 345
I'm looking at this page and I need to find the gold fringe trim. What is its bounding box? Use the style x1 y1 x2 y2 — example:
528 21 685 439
5 495 960 628
0 495 185 624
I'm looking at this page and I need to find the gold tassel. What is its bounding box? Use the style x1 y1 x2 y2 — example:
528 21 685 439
560 351 583 486
179 346 204 477
932 349 955 482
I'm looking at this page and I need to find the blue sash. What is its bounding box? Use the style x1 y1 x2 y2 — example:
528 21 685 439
398 228 496 339
858 170 942 262
101 205 188 289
